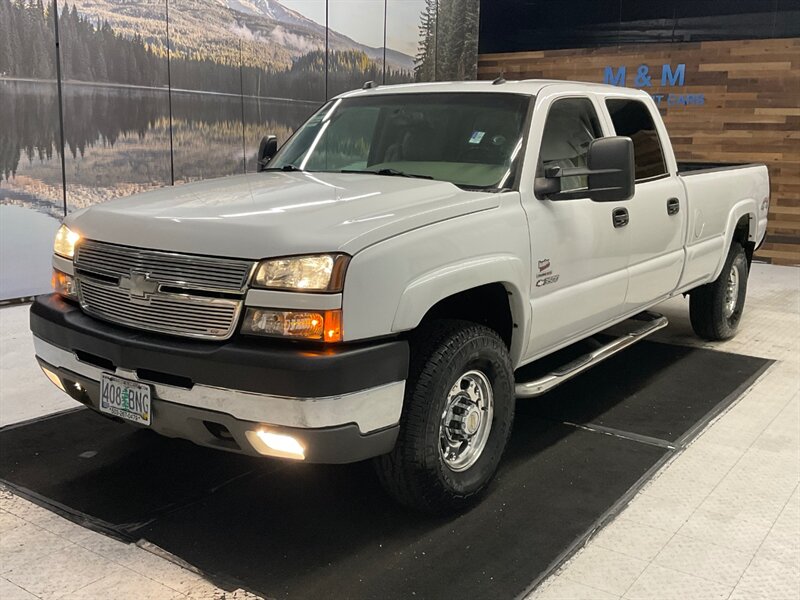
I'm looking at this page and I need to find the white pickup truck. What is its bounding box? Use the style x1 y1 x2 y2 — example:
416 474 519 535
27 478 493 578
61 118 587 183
32 80 769 511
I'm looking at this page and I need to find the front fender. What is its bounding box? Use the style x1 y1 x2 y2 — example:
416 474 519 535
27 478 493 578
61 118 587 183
340 196 532 361
392 255 530 363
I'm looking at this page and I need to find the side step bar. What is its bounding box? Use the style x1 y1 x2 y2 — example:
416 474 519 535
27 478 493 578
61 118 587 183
515 311 669 398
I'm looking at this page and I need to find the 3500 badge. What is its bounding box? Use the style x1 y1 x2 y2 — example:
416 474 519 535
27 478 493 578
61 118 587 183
536 275 560 287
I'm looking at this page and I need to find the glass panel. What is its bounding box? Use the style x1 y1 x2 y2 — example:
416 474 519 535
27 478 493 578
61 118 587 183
59 0 172 211
270 92 529 189
169 0 246 182
241 0 326 171
327 0 385 98
435 0 480 80
385 0 423 84
606 99 667 180
540 98 603 192
0 0 63 299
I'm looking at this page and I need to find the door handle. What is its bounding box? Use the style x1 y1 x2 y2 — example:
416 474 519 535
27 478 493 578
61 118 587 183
612 207 629 228
667 197 680 215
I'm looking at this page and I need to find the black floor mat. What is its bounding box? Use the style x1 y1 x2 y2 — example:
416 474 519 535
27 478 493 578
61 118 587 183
518 340 768 442
0 341 770 599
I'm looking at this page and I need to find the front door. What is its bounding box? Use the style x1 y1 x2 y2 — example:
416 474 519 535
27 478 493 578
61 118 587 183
519 90 631 362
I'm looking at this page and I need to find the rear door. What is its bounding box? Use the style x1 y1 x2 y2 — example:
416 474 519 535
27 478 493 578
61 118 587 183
602 97 686 309
519 88 630 361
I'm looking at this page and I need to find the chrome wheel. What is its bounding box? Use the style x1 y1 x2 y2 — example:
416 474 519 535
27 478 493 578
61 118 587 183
439 369 494 472
724 264 739 318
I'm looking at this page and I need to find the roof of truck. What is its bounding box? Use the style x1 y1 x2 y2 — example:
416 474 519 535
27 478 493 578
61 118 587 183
338 79 650 99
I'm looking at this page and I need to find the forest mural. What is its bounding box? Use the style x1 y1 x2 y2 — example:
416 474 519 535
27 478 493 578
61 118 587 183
0 0 482 299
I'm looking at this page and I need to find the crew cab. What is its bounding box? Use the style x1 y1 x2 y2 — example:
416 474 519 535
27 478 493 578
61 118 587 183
31 80 769 512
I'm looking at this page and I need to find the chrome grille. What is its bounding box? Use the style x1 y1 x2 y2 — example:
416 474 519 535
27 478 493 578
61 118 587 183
74 239 254 340
75 239 253 292
77 278 242 340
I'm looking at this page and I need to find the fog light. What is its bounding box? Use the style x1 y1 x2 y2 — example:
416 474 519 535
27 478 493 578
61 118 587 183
52 269 77 300
40 366 66 392
245 429 305 460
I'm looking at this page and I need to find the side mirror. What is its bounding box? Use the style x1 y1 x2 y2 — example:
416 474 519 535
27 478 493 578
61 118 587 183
257 135 278 172
585 136 635 202
534 136 635 202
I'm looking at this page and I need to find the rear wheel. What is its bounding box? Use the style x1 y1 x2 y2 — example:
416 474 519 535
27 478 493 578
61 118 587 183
690 242 749 341
375 320 515 513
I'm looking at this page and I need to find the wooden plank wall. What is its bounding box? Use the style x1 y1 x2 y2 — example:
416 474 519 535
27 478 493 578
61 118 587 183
478 38 800 265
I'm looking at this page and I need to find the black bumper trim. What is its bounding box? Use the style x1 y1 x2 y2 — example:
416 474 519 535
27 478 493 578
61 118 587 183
31 294 409 398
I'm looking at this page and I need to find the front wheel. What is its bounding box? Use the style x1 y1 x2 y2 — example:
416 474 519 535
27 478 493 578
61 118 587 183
375 320 515 513
690 242 749 341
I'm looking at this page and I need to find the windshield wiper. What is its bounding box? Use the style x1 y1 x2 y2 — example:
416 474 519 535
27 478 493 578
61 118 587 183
264 164 303 172
454 183 509 193
341 168 433 180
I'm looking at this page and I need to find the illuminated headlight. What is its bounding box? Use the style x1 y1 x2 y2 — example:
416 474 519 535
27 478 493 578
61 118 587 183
54 224 81 259
252 254 349 292
52 269 78 300
241 308 342 342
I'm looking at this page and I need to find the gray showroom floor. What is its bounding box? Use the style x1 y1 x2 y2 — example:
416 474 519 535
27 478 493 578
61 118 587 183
1 263 798 600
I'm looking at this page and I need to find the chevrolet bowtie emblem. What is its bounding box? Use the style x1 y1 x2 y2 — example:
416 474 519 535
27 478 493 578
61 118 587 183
119 271 160 299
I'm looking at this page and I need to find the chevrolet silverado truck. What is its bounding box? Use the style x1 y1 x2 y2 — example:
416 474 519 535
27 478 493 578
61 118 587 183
31 80 769 512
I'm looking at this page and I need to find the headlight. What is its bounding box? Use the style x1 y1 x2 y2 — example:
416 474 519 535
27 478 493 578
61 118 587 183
54 224 81 259
252 254 349 292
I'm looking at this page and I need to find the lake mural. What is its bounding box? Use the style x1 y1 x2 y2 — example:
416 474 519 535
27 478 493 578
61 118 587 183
0 0 480 300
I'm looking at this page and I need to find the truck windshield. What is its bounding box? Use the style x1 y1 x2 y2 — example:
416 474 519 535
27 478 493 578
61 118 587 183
267 92 530 190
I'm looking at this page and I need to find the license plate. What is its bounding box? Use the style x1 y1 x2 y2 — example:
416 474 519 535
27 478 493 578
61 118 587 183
100 373 152 426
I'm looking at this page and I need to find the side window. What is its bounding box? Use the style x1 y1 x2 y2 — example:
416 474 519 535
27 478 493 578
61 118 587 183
605 99 667 181
539 98 603 192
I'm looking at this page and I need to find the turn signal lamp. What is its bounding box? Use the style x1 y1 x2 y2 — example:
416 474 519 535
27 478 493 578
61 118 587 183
245 430 305 460
241 308 342 342
52 269 78 300
40 365 66 392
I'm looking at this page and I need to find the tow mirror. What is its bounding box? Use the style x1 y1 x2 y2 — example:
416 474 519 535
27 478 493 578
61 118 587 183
535 136 635 202
257 135 278 172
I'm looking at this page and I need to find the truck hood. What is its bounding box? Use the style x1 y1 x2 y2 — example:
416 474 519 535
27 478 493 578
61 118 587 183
67 172 500 259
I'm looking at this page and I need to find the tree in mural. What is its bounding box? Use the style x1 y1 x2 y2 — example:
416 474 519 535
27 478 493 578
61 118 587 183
414 0 437 82
414 0 480 82
0 0 56 78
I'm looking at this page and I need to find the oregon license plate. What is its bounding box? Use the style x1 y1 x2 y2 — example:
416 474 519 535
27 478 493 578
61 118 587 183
99 373 152 425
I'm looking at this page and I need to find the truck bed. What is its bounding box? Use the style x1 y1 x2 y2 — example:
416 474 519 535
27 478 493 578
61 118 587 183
676 162 770 289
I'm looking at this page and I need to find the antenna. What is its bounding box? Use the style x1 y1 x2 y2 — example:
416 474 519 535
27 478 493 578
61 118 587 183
492 73 507 85
362 80 378 90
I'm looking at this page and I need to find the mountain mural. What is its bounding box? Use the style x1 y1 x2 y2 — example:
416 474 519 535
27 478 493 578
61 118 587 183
66 0 415 72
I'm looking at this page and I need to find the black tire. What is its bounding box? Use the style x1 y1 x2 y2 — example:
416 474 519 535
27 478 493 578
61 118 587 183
690 242 749 341
374 319 515 513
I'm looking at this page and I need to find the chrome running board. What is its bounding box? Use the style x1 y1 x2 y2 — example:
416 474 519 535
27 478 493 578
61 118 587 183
515 311 669 398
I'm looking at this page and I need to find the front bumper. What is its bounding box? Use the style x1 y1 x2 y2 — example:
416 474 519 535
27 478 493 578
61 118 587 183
30 294 409 463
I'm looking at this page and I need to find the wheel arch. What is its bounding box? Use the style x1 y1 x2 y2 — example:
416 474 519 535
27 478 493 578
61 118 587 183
392 256 529 365
712 202 758 280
